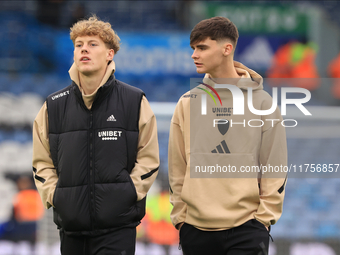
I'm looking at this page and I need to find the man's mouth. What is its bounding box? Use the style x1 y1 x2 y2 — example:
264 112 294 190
81 57 91 61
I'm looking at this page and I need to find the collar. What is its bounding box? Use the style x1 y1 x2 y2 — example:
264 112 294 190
68 60 116 96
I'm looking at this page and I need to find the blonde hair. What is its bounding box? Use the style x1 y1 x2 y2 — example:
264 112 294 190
70 15 120 53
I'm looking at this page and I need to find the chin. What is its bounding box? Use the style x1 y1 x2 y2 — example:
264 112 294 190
196 68 206 74
80 70 92 76
79 67 94 75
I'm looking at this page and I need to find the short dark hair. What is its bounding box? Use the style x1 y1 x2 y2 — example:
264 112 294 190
190 17 239 47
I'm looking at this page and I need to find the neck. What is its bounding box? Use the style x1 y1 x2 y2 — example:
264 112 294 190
79 68 107 95
208 58 241 79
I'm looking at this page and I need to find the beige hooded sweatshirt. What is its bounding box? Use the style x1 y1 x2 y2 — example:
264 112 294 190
33 61 159 209
168 61 287 230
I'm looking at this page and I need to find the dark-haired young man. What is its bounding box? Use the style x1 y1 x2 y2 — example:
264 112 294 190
168 17 287 255
32 15 159 255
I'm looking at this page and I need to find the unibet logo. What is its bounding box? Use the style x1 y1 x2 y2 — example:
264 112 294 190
51 90 69 100
98 131 122 141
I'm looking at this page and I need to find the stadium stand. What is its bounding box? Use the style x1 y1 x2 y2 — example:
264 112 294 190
0 2 340 254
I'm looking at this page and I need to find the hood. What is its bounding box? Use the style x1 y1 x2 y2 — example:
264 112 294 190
202 61 263 91
68 60 116 94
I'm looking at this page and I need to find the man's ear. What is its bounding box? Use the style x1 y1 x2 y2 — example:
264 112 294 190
107 49 115 61
223 42 234 56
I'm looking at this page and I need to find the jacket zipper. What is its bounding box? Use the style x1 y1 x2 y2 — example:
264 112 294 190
89 111 95 230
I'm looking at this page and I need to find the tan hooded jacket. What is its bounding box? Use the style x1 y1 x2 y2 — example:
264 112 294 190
168 61 287 230
33 61 159 209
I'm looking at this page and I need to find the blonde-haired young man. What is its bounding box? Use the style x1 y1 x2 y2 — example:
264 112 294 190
33 15 159 255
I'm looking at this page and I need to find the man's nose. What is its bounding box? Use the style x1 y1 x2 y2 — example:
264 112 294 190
191 50 198 59
81 48 88 54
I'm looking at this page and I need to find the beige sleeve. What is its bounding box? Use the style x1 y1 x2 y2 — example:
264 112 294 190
255 108 288 227
130 96 160 201
32 102 58 209
168 101 187 228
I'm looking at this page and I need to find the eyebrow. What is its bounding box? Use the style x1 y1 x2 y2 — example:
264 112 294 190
191 44 209 49
75 39 100 44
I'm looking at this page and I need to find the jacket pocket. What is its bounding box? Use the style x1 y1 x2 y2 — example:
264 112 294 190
134 197 146 221
127 171 138 202
95 170 139 228
126 172 145 221
181 152 261 228
52 185 91 231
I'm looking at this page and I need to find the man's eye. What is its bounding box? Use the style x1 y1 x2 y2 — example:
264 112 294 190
76 44 81 47
91 44 97 46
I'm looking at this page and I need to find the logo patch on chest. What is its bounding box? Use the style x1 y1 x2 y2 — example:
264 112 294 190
98 131 122 140
107 115 116 121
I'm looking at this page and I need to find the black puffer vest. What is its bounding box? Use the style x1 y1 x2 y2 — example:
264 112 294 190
46 75 145 236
